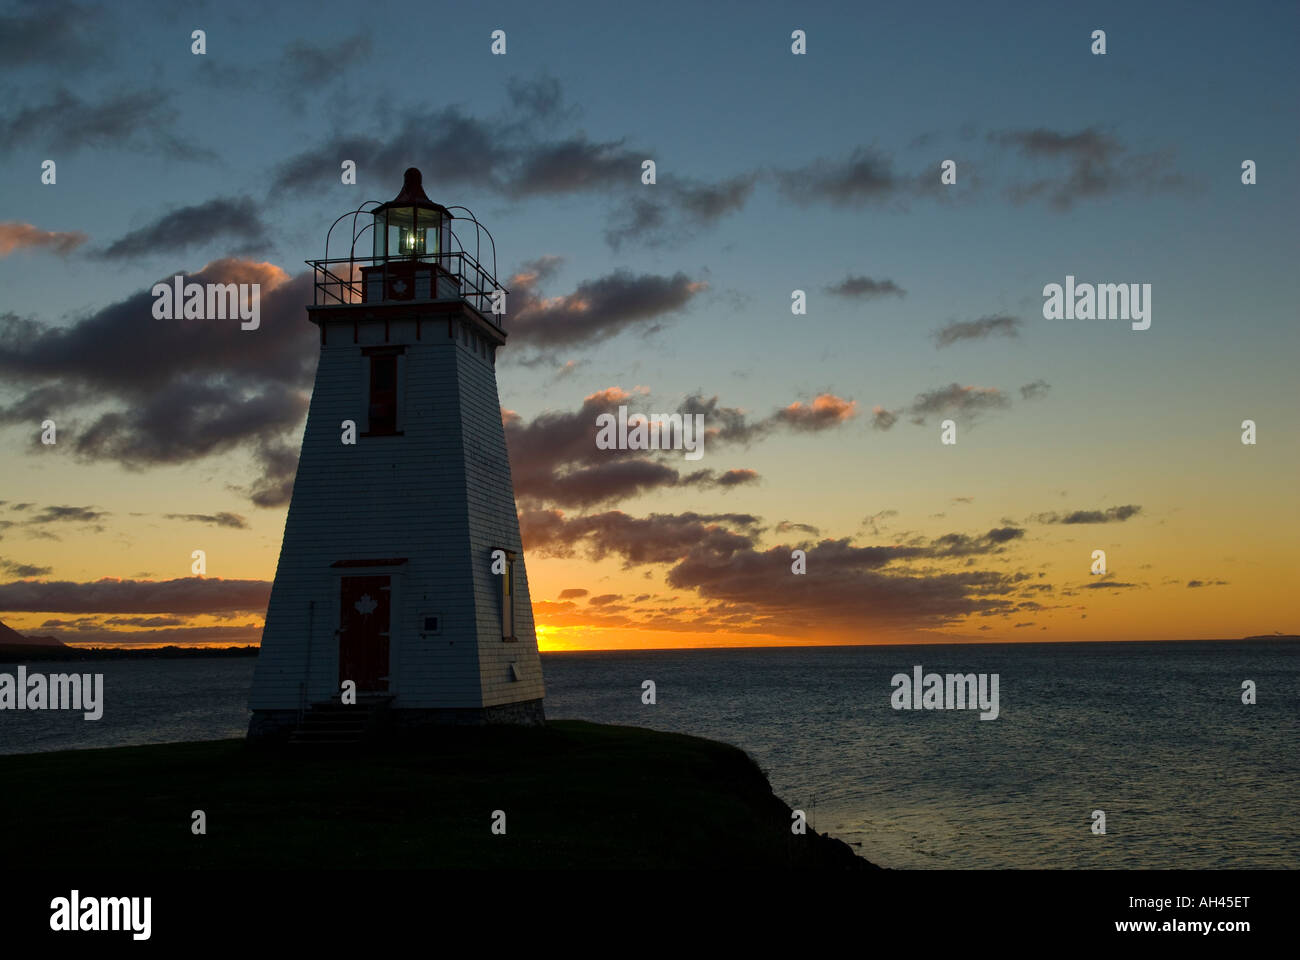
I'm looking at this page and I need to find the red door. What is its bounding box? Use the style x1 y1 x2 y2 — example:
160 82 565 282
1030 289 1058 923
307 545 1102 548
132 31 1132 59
339 576 391 692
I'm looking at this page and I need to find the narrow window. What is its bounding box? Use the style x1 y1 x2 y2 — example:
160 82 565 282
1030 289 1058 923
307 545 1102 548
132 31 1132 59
502 555 515 639
368 354 398 434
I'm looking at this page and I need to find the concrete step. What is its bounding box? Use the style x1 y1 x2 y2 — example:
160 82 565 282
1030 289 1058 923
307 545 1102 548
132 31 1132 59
287 697 393 745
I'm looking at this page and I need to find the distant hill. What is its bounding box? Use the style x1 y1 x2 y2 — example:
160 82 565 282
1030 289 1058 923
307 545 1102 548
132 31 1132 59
0 618 69 648
0 642 259 661
0 618 261 660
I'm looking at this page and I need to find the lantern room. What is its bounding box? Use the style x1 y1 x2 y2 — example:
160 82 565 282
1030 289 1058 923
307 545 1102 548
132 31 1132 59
308 166 506 321
358 167 456 303
371 168 451 261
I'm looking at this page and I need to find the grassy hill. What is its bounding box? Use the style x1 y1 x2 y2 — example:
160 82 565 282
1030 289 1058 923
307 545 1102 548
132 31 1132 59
0 720 874 870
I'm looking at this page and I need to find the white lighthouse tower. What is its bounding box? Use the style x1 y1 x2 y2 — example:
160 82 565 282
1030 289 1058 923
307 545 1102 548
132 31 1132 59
248 168 545 741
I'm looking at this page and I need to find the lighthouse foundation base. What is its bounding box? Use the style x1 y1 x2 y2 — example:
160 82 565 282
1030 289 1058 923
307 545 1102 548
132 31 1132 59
246 709 300 742
391 699 546 731
246 699 545 744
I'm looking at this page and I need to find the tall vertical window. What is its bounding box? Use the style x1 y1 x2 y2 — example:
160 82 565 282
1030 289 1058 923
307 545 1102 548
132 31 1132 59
502 554 515 640
368 354 398 434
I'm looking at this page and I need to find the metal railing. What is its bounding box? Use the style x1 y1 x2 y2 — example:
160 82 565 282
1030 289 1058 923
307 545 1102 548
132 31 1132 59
306 251 507 326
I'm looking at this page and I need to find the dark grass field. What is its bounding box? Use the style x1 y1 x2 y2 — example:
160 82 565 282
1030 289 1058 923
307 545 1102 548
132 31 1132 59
1 720 875 869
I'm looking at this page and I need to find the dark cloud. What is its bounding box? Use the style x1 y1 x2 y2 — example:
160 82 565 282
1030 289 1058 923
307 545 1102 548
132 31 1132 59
873 377 1051 431
246 439 301 509
907 383 1010 424
0 87 206 159
1186 579 1229 588
860 510 898 535
523 508 1026 589
0 1 106 68
508 135 642 197
825 275 906 300
507 265 705 350
605 175 760 249
270 75 751 252
0 260 317 506
0 557 52 577
163 512 249 529
40 624 263 647
504 389 742 508
871 406 899 431
776 520 820 536
0 382 81 423
546 459 698 508
96 197 270 260
270 92 645 201
530 548 1038 634
270 105 511 196
519 509 762 565
0 222 88 257
0 261 312 392
678 393 768 445
681 391 858 446
505 384 858 509
992 128 1118 162
506 75 564 118
674 175 759 224
770 395 858 431
933 314 1021 348
26 505 108 525
717 468 759 487
602 197 664 250
102 616 187 627
70 380 309 477
280 31 372 87
777 147 897 205
666 535 1033 633
925 527 1025 557
557 588 588 599
1019 379 1051 401
989 127 1185 211
1081 580 1143 590
0 577 271 614
42 614 222 635
1032 505 1142 524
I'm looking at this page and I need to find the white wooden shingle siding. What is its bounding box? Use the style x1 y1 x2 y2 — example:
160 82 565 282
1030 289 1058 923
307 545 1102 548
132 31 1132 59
249 310 545 713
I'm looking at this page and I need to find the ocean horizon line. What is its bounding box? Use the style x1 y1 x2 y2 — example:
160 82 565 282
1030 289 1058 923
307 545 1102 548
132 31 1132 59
22 632 1298 657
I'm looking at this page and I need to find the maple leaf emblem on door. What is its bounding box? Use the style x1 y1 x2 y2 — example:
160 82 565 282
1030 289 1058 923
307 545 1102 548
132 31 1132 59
354 593 378 615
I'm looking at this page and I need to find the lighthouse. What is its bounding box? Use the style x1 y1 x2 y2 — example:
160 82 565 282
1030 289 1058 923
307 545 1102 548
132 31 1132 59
248 168 545 741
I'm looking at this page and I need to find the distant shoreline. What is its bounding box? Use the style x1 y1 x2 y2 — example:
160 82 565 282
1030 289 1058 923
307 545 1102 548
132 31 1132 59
0 643 259 661
1 635 1294 663
539 635 1300 654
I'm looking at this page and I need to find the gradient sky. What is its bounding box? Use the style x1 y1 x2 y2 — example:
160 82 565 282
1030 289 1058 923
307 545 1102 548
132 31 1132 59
1 0 1297 650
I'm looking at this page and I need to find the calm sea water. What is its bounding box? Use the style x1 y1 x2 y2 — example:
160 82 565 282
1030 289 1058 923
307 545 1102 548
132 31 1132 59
2 640 1295 869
